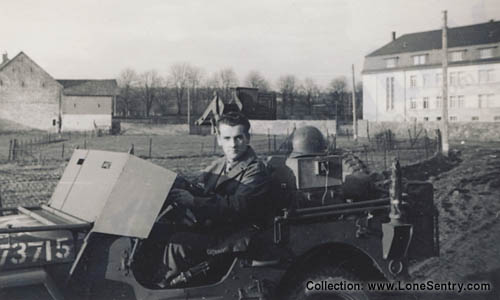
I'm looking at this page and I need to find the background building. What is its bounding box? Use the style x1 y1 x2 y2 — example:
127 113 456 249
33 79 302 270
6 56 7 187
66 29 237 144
0 52 118 132
362 20 500 122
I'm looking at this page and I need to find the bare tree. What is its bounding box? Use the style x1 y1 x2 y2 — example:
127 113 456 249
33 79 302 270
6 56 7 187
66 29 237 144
303 77 320 115
277 75 299 115
117 68 139 117
168 63 190 115
138 70 162 117
329 76 349 121
244 70 270 91
210 68 239 101
329 76 348 94
168 63 206 115
187 66 205 113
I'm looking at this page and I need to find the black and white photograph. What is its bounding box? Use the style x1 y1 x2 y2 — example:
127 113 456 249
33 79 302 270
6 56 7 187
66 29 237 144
0 0 499 299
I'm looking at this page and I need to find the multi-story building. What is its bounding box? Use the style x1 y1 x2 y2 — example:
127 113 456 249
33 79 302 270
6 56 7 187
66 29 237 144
362 20 500 122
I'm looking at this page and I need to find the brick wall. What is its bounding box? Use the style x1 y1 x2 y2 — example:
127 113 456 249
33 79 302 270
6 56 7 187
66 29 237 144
0 53 61 131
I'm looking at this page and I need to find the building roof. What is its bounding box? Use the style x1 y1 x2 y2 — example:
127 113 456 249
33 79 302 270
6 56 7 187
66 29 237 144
0 52 23 71
367 20 500 57
57 79 119 96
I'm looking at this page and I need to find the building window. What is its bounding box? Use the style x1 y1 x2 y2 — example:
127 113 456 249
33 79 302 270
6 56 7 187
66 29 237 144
458 72 468 85
478 94 485 108
21 81 25 87
74 103 77 108
435 96 442 109
471 116 479 121
410 98 417 109
436 116 442 121
385 57 398 68
457 95 464 108
449 72 458 86
98 104 101 108
423 117 429 121
410 75 417 88
449 50 466 62
449 96 456 108
450 116 457 121
494 116 500 121
423 97 429 109
41 82 46 88
479 94 498 108
0 79 2 86
478 69 494 83
479 47 494 59
412 54 427 65
436 73 442 87
386 77 394 111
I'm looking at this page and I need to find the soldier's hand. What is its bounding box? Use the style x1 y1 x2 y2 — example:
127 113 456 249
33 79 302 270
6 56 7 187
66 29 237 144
170 188 195 207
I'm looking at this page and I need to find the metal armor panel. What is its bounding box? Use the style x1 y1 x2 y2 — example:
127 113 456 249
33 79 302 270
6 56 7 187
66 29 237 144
49 150 177 238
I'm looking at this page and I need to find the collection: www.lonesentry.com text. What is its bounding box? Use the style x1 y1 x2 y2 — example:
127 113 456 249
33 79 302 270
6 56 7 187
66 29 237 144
306 280 491 294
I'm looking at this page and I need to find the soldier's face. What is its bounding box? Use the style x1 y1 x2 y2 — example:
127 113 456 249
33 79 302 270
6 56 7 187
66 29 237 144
217 124 250 163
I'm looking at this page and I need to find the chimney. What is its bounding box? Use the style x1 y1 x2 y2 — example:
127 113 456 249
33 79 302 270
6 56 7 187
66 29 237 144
2 52 8 64
392 31 396 41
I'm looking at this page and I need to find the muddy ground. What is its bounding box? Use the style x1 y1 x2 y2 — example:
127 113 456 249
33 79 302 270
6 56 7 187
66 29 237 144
407 142 500 299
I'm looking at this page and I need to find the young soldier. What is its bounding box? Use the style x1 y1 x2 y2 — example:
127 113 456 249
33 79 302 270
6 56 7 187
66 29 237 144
158 111 271 287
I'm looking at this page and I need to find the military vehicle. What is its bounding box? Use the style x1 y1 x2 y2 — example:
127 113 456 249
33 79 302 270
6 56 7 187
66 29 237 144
0 126 439 299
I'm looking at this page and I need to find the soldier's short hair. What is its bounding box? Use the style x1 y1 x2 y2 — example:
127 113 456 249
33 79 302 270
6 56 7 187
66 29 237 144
217 111 251 136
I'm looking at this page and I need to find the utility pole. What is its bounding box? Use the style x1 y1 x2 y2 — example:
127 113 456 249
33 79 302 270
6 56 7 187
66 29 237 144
441 10 450 155
187 85 191 134
351 64 358 141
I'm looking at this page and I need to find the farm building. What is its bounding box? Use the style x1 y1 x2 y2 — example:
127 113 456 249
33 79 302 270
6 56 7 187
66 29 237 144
363 19 500 122
0 51 118 132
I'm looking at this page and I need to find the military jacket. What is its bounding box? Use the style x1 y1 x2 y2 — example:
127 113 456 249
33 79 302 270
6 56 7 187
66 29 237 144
192 146 271 226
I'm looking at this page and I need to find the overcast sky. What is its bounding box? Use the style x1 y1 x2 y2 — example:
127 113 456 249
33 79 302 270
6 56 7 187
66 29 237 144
1 0 499 89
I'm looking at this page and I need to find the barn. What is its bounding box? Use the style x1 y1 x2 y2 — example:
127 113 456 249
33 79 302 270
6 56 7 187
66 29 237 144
0 51 118 132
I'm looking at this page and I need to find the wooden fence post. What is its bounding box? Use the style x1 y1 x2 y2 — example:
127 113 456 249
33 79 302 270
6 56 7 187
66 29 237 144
13 139 18 161
435 129 442 155
62 143 65 159
8 140 12 161
273 135 277 152
267 128 271 153
149 138 152 158
201 142 204 156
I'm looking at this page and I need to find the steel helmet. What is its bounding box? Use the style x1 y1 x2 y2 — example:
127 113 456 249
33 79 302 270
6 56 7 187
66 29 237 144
291 126 327 157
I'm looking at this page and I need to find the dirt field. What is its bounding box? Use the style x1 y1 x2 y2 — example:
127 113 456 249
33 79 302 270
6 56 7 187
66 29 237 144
407 142 500 300
1 130 499 299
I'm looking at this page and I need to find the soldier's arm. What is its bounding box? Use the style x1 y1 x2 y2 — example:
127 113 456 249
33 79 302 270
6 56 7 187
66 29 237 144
192 162 270 223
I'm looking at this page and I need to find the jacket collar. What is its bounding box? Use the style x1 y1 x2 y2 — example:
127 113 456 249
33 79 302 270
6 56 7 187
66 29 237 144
215 146 257 188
